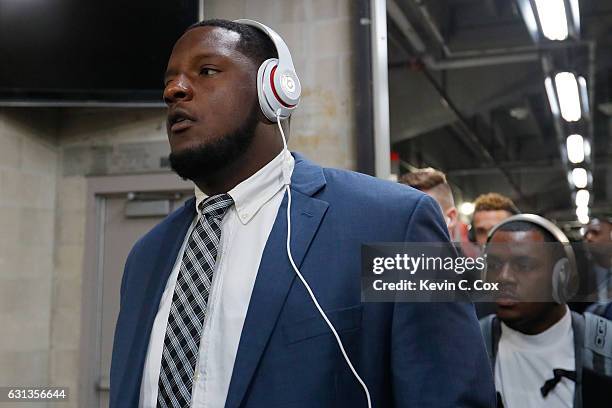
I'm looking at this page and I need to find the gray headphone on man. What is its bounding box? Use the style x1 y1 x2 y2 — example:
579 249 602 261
484 214 579 304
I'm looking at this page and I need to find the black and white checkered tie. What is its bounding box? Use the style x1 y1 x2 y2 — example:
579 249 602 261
157 194 234 408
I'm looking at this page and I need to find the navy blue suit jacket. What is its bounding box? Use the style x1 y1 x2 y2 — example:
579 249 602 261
110 153 495 407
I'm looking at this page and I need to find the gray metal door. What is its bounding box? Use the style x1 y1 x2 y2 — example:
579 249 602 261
95 192 189 407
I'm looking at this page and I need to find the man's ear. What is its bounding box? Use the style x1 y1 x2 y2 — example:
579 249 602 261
446 207 458 229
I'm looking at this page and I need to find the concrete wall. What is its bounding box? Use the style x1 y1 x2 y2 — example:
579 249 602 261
0 1 358 407
0 109 58 407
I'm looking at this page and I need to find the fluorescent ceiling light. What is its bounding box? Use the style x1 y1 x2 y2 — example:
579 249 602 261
534 0 569 40
518 0 539 39
459 202 475 216
576 205 589 225
577 210 589 225
578 76 589 116
576 205 588 218
569 0 581 34
571 168 588 188
555 72 582 122
584 139 591 158
544 77 560 117
566 134 585 164
575 189 590 207
518 0 579 43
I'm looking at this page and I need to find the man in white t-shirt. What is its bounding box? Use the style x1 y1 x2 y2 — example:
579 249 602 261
480 214 612 408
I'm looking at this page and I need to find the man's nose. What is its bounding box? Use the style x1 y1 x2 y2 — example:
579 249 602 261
497 263 516 283
163 77 193 105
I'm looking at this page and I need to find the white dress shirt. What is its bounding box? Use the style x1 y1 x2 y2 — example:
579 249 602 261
495 306 575 408
139 151 294 408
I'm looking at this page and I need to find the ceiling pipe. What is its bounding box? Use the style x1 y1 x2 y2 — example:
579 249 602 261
419 67 524 197
389 53 539 70
387 1 523 196
447 40 591 59
412 0 451 57
446 157 612 177
404 0 590 71
387 0 536 70
388 0 540 70
401 0 599 211
387 0 426 54
425 53 539 69
410 0 598 212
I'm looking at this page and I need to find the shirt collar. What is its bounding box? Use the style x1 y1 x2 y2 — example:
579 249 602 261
500 305 572 349
194 150 294 225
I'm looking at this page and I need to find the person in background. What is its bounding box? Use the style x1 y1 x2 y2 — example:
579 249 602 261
471 193 520 246
480 214 612 408
400 168 459 241
584 214 612 318
469 193 520 318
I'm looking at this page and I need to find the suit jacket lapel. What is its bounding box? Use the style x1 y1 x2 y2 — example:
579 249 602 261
224 154 328 408
124 199 196 405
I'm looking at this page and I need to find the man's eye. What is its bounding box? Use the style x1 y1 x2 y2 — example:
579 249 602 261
200 68 218 76
514 259 537 272
487 259 503 272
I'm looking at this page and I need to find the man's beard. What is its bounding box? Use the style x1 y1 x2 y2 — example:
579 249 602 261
168 106 259 181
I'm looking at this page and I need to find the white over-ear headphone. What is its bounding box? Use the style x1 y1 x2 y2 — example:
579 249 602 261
233 19 371 408
234 19 301 122
483 214 578 304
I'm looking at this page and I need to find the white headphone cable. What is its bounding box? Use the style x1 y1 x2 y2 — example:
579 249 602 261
275 111 372 408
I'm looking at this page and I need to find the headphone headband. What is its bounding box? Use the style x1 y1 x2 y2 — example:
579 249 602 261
487 214 570 245
234 19 296 74
234 18 301 114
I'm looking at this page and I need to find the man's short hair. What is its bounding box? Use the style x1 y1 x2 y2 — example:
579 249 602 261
400 169 455 211
186 19 277 67
474 193 519 215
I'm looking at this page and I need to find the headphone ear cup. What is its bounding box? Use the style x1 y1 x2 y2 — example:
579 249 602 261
552 258 571 304
257 58 294 122
256 59 278 122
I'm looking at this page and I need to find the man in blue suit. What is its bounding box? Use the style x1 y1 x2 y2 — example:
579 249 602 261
110 19 495 407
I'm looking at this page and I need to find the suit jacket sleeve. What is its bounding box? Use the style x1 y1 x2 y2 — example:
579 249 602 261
110 242 138 406
391 195 496 407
